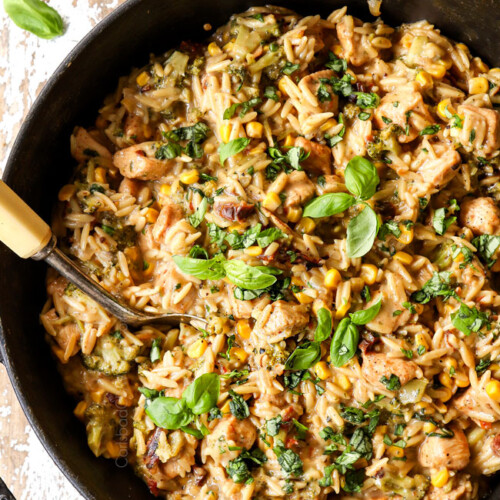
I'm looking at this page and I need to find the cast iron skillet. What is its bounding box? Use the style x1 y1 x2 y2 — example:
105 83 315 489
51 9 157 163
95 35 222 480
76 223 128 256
1 0 500 498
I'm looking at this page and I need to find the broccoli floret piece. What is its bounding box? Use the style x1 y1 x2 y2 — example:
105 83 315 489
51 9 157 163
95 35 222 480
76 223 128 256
84 404 119 457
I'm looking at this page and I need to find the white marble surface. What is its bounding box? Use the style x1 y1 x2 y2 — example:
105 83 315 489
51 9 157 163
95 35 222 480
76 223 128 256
0 1 124 498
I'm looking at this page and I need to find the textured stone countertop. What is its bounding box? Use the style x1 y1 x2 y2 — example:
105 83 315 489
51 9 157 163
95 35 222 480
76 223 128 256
0 1 125 498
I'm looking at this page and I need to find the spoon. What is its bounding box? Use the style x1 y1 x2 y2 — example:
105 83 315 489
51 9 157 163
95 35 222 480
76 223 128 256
0 180 205 328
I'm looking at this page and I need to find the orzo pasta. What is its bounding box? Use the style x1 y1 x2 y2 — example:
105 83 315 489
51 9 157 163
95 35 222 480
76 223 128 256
41 5 500 499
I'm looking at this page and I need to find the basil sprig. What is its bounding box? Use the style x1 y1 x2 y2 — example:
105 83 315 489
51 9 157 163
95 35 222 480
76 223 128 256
145 373 220 432
315 307 333 342
330 300 381 367
173 255 277 290
4 0 64 39
303 156 380 258
285 342 322 371
219 138 251 164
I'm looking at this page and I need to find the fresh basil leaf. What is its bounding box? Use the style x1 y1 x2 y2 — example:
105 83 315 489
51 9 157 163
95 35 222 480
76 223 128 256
219 138 251 164
349 299 381 325
4 0 63 39
346 205 379 258
325 51 348 72
472 234 500 267
451 303 490 336
223 260 277 290
188 245 209 259
229 390 250 420
343 469 365 493
266 415 283 436
256 228 285 247
150 338 162 363
155 141 182 160
173 255 226 280
264 85 279 101
380 374 401 391
182 373 220 415
226 224 262 250
410 272 455 304
282 62 300 75
285 342 322 371
354 92 380 109
138 387 161 400
274 442 303 476
344 156 380 200
180 425 205 439
331 318 359 367
419 124 441 136
189 196 208 228
145 397 193 429
314 307 332 342
303 193 355 218
433 207 456 235
223 103 240 120
286 147 309 170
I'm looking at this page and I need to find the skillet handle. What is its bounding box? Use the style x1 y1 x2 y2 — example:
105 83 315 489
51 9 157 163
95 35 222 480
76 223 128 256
0 476 15 500
0 180 52 259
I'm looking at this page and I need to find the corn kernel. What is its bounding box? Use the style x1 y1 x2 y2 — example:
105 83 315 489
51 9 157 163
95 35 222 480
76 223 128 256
220 400 231 414
335 301 351 319
423 422 437 434
287 206 302 223
208 42 222 56
360 264 378 285
443 356 458 370
160 183 171 196
278 77 288 97
439 371 453 389
415 333 429 351
223 41 234 52
475 59 489 73
454 371 470 388
324 268 341 289
231 347 249 363
438 387 453 402
427 62 447 79
136 71 149 87
246 121 263 139
431 468 449 488
187 339 208 359
376 425 388 436
283 134 295 148
143 261 154 278
346 69 357 83
74 401 88 419
415 70 433 89
332 44 343 57
180 170 200 185
387 446 405 458
486 380 500 402
294 291 314 304
236 319 251 340
393 252 413 266
58 184 76 202
492 363 500 371
243 245 263 257
291 276 304 287
336 374 352 390
396 225 413 245
91 390 104 403
320 118 337 132
456 43 468 52
95 167 107 184
469 76 489 95
314 361 331 380
220 123 232 143
296 217 316 234
415 401 433 415
229 223 246 233
145 208 159 224
262 192 282 211
437 99 455 120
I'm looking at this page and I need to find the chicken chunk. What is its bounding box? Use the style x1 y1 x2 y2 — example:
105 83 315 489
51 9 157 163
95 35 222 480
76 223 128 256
457 105 500 157
113 142 176 180
413 141 461 190
152 201 184 243
283 171 315 208
459 197 500 236
418 426 470 470
118 178 143 199
374 83 434 143
124 113 147 143
71 127 112 163
299 70 339 113
201 416 257 467
213 197 255 222
253 300 309 343
336 15 378 66
453 386 500 423
426 475 473 500
156 260 198 313
366 272 411 334
361 352 418 389
295 137 332 175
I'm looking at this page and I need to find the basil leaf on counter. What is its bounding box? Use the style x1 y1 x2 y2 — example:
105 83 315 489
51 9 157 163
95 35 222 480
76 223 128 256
303 192 355 218
349 299 382 325
223 259 277 290
330 318 359 367
173 255 226 280
344 156 379 201
182 373 220 415
346 205 379 258
219 137 251 164
4 0 64 39
285 342 322 371
314 308 333 342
